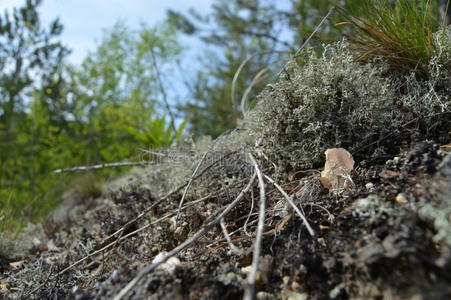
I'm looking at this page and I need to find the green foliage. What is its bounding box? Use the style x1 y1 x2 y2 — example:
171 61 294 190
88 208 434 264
0 0 70 230
170 0 291 138
67 21 185 163
0 18 185 232
126 119 186 147
0 0 69 127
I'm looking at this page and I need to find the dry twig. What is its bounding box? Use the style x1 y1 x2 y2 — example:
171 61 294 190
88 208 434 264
24 193 214 298
176 140 218 222
244 154 267 300
53 161 156 173
220 218 243 255
103 151 237 242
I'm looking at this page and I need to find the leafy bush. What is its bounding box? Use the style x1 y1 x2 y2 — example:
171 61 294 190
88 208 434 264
0 22 185 232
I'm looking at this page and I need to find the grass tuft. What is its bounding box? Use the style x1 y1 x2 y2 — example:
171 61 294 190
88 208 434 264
336 0 448 78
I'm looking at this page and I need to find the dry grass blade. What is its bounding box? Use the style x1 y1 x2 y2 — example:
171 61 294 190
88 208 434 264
176 142 216 223
240 67 269 116
292 6 336 59
232 7 336 117
264 174 315 237
102 151 237 243
23 193 215 298
231 50 288 111
23 212 172 298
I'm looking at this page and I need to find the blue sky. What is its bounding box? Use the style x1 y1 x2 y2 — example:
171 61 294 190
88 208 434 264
0 0 213 64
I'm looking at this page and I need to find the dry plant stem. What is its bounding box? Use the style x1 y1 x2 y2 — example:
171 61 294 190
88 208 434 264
53 161 157 173
220 218 242 255
292 7 335 59
244 154 266 300
25 193 215 298
206 218 259 248
307 203 334 221
71 194 214 276
263 174 315 237
241 67 269 116
231 50 288 110
176 143 216 222
112 193 213 253
136 148 167 157
244 189 256 237
231 5 337 118
149 47 177 137
113 171 257 300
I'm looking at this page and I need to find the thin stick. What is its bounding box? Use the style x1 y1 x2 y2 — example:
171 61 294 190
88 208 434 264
220 218 242 255
136 148 167 157
150 47 177 137
291 7 335 59
240 67 269 116
244 154 266 300
263 174 315 237
113 172 257 300
243 188 256 237
176 142 217 222
307 203 335 221
232 6 336 115
53 161 156 173
24 193 215 298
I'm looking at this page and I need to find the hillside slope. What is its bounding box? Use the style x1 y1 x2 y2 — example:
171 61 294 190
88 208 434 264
1 38 450 299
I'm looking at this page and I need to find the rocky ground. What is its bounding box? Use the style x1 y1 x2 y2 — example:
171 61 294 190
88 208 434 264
1 139 450 299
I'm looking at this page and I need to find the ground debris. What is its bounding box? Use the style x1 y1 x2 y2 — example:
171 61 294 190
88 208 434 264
2 140 450 299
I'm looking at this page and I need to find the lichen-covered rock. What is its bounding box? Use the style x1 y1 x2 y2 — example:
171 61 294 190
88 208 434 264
419 152 451 247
